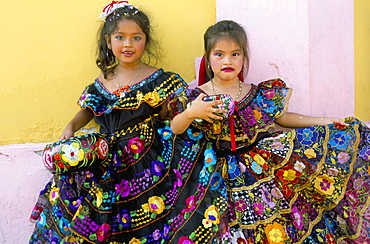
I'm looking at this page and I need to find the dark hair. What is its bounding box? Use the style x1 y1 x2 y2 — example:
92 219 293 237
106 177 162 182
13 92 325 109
96 5 159 78
203 20 250 79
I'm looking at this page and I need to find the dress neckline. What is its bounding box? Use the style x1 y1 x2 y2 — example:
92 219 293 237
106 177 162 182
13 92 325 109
195 83 257 104
94 68 164 99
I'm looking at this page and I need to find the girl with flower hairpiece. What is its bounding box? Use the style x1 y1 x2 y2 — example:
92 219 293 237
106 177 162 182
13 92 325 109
169 20 370 243
29 1 229 243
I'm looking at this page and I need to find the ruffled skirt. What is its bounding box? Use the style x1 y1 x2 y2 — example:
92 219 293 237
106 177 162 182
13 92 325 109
214 117 370 244
29 120 227 244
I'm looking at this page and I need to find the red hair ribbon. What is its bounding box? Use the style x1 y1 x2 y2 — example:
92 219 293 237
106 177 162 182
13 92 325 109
103 1 129 14
198 55 207 86
238 68 244 82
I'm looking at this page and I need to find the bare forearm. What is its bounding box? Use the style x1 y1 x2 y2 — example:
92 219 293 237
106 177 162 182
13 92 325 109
60 109 94 139
69 109 94 131
276 112 347 128
171 110 194 134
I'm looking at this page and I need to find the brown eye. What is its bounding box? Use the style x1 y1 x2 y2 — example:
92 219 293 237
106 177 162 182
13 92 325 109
133 36 142 41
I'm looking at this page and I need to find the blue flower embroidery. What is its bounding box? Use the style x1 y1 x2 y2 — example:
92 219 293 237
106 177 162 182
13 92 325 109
118 209 131 228
161 224 170 241
251 161 263 174
58 217 70 235
296 128 319 146
228 157 241 180
151 160 165 176
210 172 222 190
204 149 217 167
329 131 350 150
37 211 47 228
158 126 173 140
256 95 276 114
187 127 203 141
324 215 337 233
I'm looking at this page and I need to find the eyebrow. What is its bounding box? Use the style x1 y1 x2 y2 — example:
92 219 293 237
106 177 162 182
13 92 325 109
213 48 242 53
114 31 144 35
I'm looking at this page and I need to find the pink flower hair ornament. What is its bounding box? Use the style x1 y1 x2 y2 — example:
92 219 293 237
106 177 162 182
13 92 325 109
99 1 139 22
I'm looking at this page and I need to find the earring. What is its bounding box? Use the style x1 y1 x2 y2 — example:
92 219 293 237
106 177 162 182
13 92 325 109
207 65 212 71
106 49 114 64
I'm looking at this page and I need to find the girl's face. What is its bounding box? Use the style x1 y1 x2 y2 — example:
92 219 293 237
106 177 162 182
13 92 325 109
105 19 146 67
208 38 244 83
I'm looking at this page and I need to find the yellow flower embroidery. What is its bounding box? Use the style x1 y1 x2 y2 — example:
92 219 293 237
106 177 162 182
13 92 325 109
141 203 149 213
136 91 144 101
202 219 213 228
148 196 165 214
253 110 262 120
253 154 266 166
49 187 60 205
265 222 288 244
304 148 316 158
64 236 79 242
204 205 220 225
62 142 84 166
129 237 142 244
143 91 160 106
283 169 297 181
314 174 335 195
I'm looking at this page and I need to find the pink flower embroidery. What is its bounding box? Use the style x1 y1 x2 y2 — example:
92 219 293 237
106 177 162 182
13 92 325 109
178 237 195 244
338 152 350 164
181 195 197 214
292 206 304 230
96 223 111 242
253 202 264 215
43 149 54 170
128 137 145 154
263 89 275 99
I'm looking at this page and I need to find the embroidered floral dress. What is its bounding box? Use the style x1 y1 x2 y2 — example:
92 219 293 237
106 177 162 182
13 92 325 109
29 69 228 244
173 78 370 244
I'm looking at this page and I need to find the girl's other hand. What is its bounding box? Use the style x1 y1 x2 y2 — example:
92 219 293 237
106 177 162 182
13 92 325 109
59 128 74 141
188 93 226 123
322 117 349 127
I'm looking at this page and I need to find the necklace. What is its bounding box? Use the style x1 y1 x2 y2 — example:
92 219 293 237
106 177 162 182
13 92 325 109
114 63 143 98
211 78 243 101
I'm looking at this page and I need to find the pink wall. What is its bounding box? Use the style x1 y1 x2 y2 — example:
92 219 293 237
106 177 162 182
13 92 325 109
0 143 50 243
216 0 354 118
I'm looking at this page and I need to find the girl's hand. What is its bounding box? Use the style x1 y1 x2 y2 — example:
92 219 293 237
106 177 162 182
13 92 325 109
187 94 226 123
321 117 349 127
58 109 94 141
59 127 74 140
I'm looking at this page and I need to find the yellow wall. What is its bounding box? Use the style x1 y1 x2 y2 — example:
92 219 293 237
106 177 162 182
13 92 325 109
355 0 370 121
0 0 215 145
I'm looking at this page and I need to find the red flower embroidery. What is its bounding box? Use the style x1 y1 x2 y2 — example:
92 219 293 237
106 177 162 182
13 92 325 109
97 138 109 159
271 79 285 87
334 123 346 130
276 166 302 184
128 137 145 154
